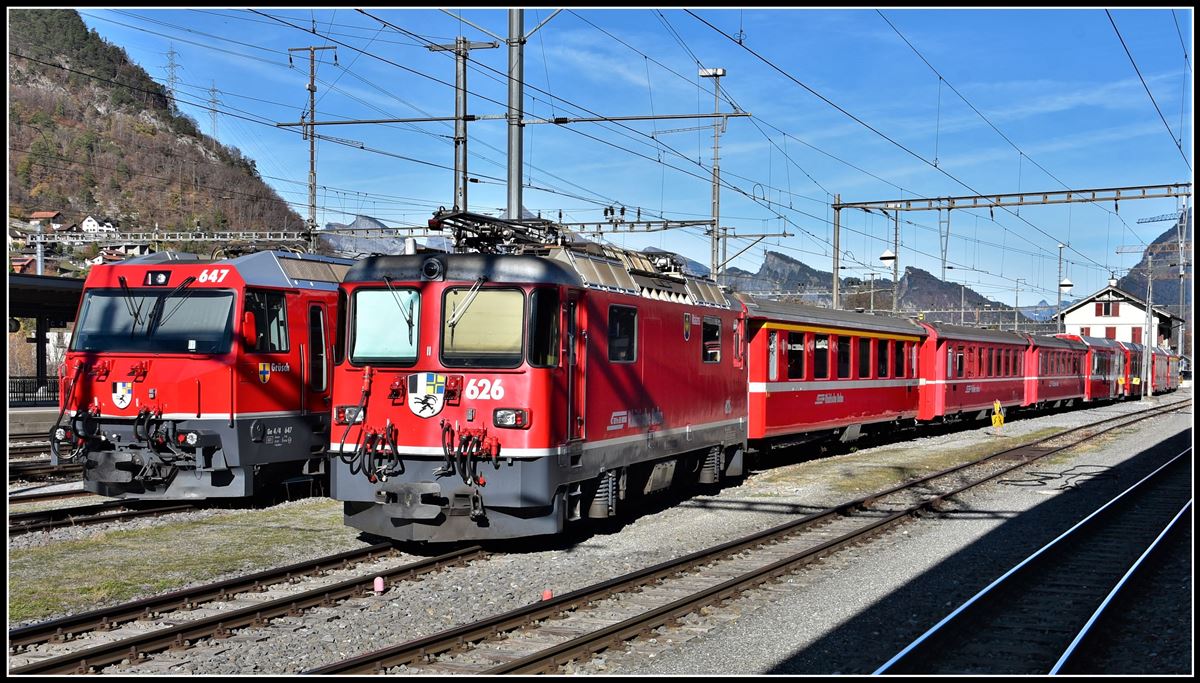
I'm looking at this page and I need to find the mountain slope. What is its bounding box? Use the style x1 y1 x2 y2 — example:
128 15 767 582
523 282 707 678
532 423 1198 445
8 9 302 232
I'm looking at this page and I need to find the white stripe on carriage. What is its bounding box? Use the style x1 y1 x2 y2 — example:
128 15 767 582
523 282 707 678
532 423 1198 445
328 417 747 459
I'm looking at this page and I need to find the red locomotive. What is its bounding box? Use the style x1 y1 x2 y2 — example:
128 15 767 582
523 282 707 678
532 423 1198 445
329 213 746 542
52 250 352 500
327 211 1179 543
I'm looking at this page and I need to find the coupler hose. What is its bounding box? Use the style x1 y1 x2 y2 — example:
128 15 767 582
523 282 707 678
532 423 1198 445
49 361 86 462
337 366 373 467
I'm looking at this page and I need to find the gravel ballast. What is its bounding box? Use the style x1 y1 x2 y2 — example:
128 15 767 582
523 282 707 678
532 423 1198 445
8 391 1191 675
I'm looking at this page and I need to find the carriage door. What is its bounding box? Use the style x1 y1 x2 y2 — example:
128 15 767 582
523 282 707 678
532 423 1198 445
566 293 585 440
307 304 329 404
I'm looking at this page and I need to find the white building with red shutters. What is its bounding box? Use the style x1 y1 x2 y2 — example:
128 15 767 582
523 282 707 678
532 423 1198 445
1056 278 1181 350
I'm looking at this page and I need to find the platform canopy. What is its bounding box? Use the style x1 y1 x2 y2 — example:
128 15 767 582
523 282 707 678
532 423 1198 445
8 273 84 321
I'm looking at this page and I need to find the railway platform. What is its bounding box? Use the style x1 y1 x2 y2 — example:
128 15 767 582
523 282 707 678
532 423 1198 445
9 406 59 436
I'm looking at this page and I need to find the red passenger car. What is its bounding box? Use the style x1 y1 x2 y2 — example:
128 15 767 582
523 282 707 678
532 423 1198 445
329 214 747 542
1023 334 1087 407
53 251 351 499
915 323 1027 421
1150 346 1176 394
740 296 924 444
1115 340 1146 399
1055 334 1123 402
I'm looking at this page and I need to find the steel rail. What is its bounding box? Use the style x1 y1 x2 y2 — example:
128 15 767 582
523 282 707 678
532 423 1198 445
9 460 83 481
874 447 1191 674
307 399 1188 675
9 546 487 674
9 543 393 650
9 501 198 537
1050 498 1192 674
488 405 1194 675
8 489 95 505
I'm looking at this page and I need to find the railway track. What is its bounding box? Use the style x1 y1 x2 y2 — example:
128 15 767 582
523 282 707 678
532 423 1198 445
9 443 52 458
9 458 82 482
8 399 1188 675
8 500 200 537
875 446 1192 675
8 489 96 505
8 545 485 674
302 398 1190 675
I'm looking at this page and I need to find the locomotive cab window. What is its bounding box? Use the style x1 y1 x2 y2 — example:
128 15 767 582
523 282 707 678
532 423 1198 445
528 288 560 367
350 287 420 365
702 316 721 363
443 288 524 368
72 287 236 354
246 289 289 353
608 305 638 362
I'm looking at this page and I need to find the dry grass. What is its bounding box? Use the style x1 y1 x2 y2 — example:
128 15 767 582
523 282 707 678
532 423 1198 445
9 497 354 623
748 427 1067 499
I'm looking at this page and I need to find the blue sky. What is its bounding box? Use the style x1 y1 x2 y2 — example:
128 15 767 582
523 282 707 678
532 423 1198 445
72 7 1194 306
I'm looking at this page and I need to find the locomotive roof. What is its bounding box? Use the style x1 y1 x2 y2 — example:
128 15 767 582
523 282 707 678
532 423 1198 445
346 251 737 310
738 295 927 337
121 250 353 291
919 321 1028 345
347 253 584 288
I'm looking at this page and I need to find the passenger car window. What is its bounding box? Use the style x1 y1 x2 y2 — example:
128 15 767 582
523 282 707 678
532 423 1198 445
837 336 851 379
787 332 805 380
858 338 871 378
814 336 830 379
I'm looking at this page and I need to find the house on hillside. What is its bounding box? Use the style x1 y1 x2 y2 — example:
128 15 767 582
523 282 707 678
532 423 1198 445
8 226 28 251
86 249 127 266
110 243 152 257
28 211 64 231
81 216 120 233
1056 277 1182 351
11 255 60 275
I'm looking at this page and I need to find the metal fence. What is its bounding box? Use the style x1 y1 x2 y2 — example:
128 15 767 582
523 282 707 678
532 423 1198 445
9 376 59 407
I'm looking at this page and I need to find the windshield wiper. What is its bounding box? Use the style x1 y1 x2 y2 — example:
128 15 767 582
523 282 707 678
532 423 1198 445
147 276 196 335
382 276 415 345
117 276 146 334
446 277 487 345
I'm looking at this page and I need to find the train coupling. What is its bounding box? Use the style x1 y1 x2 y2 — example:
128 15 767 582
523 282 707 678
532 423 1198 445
373 480 486 522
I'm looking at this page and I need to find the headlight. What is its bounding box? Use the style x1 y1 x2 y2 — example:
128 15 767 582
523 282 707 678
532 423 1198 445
493 408 530 429
336 405 365 425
